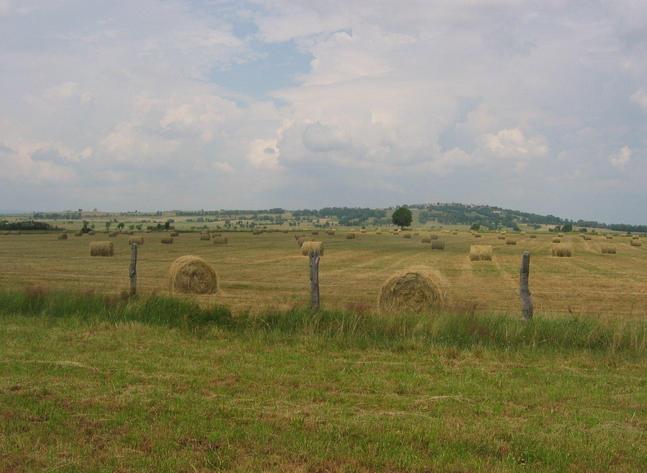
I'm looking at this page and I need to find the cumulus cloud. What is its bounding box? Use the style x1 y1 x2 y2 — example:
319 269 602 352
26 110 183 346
609 146 632 169
0 0 646 222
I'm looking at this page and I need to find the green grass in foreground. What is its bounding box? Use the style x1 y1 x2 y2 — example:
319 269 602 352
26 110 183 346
1 290 646 472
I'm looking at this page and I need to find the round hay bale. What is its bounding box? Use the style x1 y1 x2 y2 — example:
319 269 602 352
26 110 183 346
402 233 412 239
552 237 561 243
470 245 493 261
311 231 319 235
57 233 68 240
129 236 144 245
346 233 356 239
529 234 537 239
301 241 324 256
497 235 506 240
212 237 228 245
506 238 517 245
161 237 174 244
421 236 431 244
601 245 616 254
200 232 211 240
631 240 642 247
90 241 114 257
168 256 218 295
552 244 572 257
170 231 179 237
326 230 335 236
431 240 445 250
378 270 446 314
108 231 119 238
474 234 482 238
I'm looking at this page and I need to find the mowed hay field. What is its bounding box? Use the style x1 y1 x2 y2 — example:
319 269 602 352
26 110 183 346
1 231 647 319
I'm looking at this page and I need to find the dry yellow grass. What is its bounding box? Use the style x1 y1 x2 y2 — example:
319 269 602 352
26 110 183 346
4 230 647 319
200 232 211 240
129 236 144 245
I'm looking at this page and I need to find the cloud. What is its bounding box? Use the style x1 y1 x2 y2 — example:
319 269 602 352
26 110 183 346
609 145 632 169
0 0 646 222
631 89 647 109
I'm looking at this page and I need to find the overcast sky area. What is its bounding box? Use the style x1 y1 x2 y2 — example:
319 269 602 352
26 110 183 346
1 0 646 222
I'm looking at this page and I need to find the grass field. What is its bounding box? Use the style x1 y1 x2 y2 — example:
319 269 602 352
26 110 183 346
1 230 646 319
1 292 646 472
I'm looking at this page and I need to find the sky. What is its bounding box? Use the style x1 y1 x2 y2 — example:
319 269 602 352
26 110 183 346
0 0 646 223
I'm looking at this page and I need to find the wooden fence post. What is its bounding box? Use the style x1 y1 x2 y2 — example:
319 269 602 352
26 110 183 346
520 251 533 320
129 243 138 297
309 252 320 310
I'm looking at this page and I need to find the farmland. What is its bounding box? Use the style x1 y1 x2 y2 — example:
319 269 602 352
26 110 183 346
1 228 646 319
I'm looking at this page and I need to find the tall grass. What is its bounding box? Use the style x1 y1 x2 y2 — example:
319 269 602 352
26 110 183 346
1 289 646 353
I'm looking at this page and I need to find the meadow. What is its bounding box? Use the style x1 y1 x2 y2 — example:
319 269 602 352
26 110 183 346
1 292 646 472
0 229 646 319
2 228 647 472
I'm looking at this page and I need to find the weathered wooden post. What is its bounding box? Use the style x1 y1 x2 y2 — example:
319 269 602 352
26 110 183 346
520 251 533 320
129 243 138 297
309 252 320 311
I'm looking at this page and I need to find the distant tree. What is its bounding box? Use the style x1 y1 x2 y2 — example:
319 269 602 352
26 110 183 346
105 221 111 232
562 222 573 232
135 224 142 231
117 222 125 231
392 207 412 228
81 220 90 233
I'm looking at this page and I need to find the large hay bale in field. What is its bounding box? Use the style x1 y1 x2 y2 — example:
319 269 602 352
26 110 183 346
378 270 446 314
301 241 324 256
529 234 537 239
506 238 517 245
601 245 616 254
606 235 614 240
375 231 382 235
402 233 412 239
452 231 458 235
552 237 561 243
200 232 211 240
168 256 218 295
212 237 228 245
474 234 482 238
558 233 564 238
252 230 263 235
421 236 431 244
170 231 179 237
311 231 319 235
129 236 144 245
297 236 311 247
497 235 506 240
326 230 335 236
470 245 493 261
583 235 592 240
631 240 642 247
90 241 114 257
161 237 173 244
552 244 572 257
108 232 119 238
57 233 68 240
431 240 445 250
346 233 356 239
